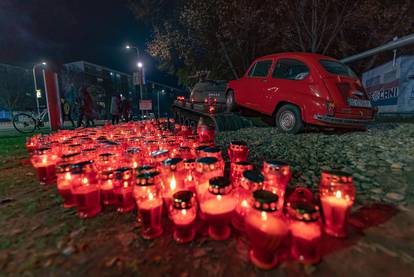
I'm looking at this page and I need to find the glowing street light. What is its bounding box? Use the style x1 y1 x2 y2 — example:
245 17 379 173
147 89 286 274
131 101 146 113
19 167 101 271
137 62 143 68
33 61 47 115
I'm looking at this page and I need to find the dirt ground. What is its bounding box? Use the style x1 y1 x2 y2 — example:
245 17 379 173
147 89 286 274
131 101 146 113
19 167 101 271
1 124 414 276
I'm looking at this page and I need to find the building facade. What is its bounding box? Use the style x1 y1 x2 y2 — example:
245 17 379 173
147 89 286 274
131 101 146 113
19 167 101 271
61 61 134 119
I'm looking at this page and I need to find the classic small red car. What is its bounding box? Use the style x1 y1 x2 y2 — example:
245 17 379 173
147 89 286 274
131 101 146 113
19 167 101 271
226 53 376 133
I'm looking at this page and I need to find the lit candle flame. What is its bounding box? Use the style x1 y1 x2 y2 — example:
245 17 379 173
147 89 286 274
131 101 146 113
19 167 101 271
261 211 268 221
335 190 342 199
82 178 89 185
187 174 193 181
42 157 47 164
148 192 154 200
123 181 128 188
181 209 187 215
241 200 248 208
133 161 138 168
64 172 71 180
170 175 176 191
217 195 222 201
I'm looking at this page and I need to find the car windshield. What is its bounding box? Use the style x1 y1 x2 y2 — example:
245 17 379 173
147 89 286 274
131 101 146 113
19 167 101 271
320 59 357 78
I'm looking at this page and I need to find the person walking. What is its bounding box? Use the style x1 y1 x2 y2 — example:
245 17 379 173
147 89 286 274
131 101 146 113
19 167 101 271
110 93 121 125
60 97 75 128
120 95 131 122
77 87 95 127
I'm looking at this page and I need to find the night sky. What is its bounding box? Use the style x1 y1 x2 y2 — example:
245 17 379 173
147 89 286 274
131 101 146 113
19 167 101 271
0 0 176 85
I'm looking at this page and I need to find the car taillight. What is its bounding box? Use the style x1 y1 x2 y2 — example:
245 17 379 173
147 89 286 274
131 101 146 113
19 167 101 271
326 101 335 116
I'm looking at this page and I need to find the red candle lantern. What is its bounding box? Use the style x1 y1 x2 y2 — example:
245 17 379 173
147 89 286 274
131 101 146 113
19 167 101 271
196 119 215 144
262 161 292 210
200 177 237 240
126 147 142 172
71 163 101 219
245 190 288 270
137 165 157 174
56 163 76 208
30 147 59 185
231 169 263 231
134 172 164 239
230 161 254 188
176 146 193 159
286 200 321 264
113 167 136 213
161 158 185 207
241 170 265 191
183 159 196 192
194 157 222 202
228 141 249 163
202 147 224 172
96 153 116 172
150 149 170 168
194 145 209 158
170 190 197 243
80 147 98 162
319 170 355 238
99 170 117 206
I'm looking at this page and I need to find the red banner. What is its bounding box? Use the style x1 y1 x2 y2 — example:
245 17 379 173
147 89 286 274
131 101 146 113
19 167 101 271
43 69 62 130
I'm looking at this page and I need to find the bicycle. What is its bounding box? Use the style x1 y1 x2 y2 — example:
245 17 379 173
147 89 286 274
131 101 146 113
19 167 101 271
13 109 48 133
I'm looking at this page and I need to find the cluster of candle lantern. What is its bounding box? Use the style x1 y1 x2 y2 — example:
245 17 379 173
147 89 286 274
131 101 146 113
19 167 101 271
26 119 355 270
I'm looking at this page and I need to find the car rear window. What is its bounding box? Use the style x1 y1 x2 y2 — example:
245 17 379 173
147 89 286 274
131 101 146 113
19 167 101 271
320 59 357 78
272 59 310 80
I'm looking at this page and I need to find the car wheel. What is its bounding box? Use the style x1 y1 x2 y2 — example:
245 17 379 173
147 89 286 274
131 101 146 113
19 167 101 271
275 104 304 134
226 90 236 112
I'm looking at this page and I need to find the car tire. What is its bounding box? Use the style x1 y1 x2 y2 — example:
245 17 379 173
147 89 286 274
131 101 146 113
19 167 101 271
226 90 236 112
275 104 304 134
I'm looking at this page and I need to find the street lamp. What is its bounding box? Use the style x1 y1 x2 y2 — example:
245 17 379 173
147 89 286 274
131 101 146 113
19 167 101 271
125 44 144 118
32 61 47 115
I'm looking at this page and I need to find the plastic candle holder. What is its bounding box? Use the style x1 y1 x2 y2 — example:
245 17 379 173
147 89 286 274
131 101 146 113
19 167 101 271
161 158 185 208
245 190 288 270
197 124 215 144
96 153 116 172
99 170 117 206
126 147 142 172
319 170 355 238
150 150 170 168
230 161 254 188
202 147 224 172
231 187 251 232
30 147 58 185
286 201 321 265
228 141 249 163
262 161 292 210
134 172 164 239
113 167 135 213
194 157 223 202
170 190 197 243
56 163 77 208
71 164 101 219
241 170 265 192
200 177 236 240
183 159 196 192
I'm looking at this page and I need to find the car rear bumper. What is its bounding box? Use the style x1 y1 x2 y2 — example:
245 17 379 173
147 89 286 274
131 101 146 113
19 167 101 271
314 114 374 126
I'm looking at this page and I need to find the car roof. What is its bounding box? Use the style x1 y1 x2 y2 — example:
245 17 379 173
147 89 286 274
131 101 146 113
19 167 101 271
257 52 339 62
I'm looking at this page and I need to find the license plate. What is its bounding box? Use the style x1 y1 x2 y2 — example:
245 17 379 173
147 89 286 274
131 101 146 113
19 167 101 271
347 98 372 108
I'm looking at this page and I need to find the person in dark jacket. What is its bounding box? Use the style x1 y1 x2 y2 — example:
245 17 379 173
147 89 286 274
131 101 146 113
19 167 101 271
120 95 131 122
110 94 121 125
77 87 95 127
60 97 75 128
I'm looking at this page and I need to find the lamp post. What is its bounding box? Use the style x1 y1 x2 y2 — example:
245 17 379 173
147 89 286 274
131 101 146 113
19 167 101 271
125 45 144 118
32 62 47 115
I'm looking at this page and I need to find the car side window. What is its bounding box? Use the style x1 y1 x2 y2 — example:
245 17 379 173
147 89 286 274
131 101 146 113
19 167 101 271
248 60 273 77
272 59 310 80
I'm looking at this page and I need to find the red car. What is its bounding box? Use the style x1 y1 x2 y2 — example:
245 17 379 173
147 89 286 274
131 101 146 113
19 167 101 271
226 53 376 133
